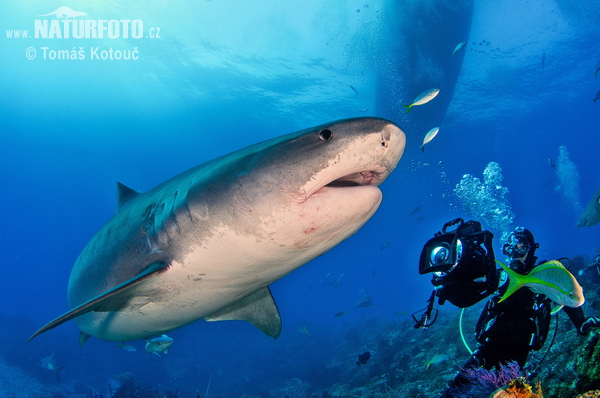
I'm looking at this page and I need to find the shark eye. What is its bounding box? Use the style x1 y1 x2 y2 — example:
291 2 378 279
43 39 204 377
319 129 333 141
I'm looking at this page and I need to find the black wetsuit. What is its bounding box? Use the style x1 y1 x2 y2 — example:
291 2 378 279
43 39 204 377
441 265 587 396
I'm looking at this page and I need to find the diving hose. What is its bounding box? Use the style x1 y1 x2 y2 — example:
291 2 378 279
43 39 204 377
459 307 473 355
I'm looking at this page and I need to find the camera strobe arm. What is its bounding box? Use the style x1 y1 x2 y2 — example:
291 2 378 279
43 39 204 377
412 289 438 330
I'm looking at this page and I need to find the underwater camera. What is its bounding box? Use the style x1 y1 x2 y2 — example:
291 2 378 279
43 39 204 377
413 218 498 329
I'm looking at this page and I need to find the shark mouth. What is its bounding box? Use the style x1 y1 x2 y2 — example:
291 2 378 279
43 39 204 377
302 166 391 202
325 170 388 188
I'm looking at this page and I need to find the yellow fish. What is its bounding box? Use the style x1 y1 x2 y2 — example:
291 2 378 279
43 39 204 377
450 42 466 57
402 88 440 113
423 353 449 370
420 127 439 152
496 260 584 308
298 325 310 336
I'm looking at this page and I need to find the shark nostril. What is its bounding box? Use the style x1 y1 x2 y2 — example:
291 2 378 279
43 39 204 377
381 127 392 148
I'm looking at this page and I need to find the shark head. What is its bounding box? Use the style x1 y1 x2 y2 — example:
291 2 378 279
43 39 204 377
189 117 405 257
30 117 405 342
578 187 600 227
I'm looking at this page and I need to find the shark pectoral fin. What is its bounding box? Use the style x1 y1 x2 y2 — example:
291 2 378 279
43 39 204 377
204 286 282 339
27 262 168 342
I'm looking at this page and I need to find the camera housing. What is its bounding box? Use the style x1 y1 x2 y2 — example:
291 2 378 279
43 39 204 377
419 218 498 308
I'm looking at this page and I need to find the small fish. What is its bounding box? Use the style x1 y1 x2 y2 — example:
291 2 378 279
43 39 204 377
496 259 584 308
324 272 332 278
115 342 136 352
423 353 449 370
593 90 600 104
354 290 374 308
333 273 345 290
40 352 65 383
402 88 440 113
420 127 440 152
548 157 557 170
298 325 310 336
349 85 358 95
145 334 173 357
593 60 600 78
450 41 466 57
356 351 371 366
334 311 347 318
380 241 391 250
372 379 387 386
408 206 421 217
542 52 546 69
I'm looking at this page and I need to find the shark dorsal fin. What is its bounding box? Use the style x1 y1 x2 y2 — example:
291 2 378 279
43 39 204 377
116 181 141 212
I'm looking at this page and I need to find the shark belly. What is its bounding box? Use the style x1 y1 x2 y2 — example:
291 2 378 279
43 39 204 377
75 184 383 341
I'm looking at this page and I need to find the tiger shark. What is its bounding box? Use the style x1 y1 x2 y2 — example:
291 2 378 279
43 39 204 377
578 187 600 227
28 117 405 343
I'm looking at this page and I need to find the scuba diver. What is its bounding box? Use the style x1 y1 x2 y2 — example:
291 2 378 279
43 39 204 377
413 219 600 397
578 254 600 284
438 226 600 397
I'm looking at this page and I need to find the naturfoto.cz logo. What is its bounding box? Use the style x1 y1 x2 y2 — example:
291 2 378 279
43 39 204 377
6 6 162 61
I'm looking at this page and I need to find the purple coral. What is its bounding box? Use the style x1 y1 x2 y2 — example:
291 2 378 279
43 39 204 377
447 361 524 398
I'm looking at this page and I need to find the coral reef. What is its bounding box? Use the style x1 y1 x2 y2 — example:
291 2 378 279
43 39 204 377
573 331 600 392
577 391 600 398
110 372 180 398
0 356 72 398
5 256 599 398
490 378 543 398
447 361 525 398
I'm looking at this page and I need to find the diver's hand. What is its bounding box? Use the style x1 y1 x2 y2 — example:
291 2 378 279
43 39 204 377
580 317 600 335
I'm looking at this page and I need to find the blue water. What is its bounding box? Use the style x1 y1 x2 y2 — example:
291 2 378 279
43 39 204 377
1 0 599 396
